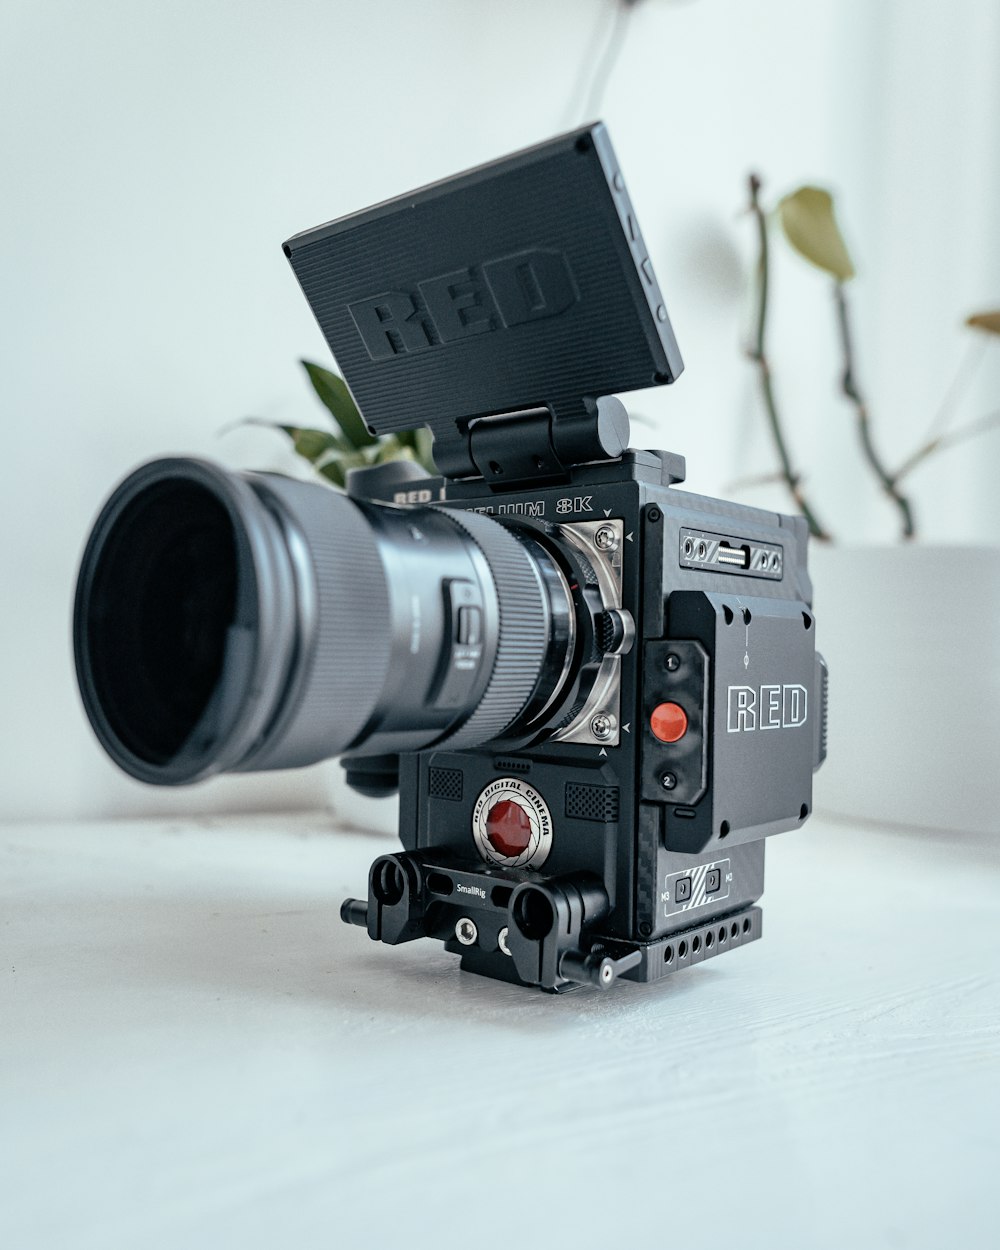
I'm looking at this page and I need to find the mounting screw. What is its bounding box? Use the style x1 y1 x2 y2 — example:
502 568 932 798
665 653 680 672
455 917 478 946
591 713 615 740
594 525 619 552
661 772 677 791
498 926 512 957
647 505 662 523
638 920 652 937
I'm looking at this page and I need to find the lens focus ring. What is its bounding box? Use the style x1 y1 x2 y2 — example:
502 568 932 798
434 507 552 749
237 474 392 771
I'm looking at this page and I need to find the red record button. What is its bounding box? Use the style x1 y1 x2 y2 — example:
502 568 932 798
650 702 688 743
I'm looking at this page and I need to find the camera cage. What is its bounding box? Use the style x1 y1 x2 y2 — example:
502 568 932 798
283 123 683 485
278 126 825 993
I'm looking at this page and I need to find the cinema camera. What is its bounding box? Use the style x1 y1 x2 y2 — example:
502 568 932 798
74 125 828 993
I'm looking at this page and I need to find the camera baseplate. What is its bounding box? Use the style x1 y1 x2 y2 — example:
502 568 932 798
340 850 762 992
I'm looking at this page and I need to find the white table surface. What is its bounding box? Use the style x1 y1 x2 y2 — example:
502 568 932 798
2 812 997 1250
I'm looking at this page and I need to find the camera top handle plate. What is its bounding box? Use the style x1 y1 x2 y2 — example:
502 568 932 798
283 123 683 483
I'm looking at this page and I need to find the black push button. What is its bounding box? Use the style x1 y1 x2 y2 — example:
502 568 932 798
706 868 721 894
675 876 692 903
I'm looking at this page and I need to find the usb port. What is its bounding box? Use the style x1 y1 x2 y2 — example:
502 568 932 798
716 543 750 569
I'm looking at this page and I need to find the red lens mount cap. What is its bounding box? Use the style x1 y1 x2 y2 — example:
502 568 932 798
485 799 533 858
650 701 688 743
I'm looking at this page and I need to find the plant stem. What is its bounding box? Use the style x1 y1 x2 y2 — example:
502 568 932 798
918 335 988 447
724 470 787 493
833 283 916 540
746 174 831 541
568 0 638 126
894 406 1000 482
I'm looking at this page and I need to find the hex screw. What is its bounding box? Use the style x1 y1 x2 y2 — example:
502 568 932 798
665 653 680 672
647 505 662 523
591 713 615 740
594 525 618 552
455 917 478 946
661 772 677 791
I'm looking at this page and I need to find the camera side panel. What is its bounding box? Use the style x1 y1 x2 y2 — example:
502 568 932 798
387 458 823 972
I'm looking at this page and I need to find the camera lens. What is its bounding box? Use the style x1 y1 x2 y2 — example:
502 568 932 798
78 475 240 769
74 457 580 785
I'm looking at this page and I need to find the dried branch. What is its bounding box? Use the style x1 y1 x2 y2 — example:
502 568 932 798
724 470 788 494
746 174 831 541
917 336 989 448
894 407 1000 483
568 0 639 126
832 283 916 539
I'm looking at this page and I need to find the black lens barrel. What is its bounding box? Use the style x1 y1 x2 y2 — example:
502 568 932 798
74 458 578 786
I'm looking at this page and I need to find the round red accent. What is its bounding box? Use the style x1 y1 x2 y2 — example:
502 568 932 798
650 701 688 743
485 799 533 857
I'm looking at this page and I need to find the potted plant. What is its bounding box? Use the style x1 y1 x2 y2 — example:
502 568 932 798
741 177 1000 834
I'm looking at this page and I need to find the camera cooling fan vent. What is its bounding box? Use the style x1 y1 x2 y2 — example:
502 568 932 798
428 767 464 802
564 783 620 823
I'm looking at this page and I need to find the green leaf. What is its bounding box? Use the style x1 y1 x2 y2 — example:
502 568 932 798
317 444 371 488
317 459 346 488
301 359 376 449
374 436 414 465
393 427 436 472
288 427 340 463
233 417 350 454
777 186 855 281
413 427 436 472
966 310 1000 336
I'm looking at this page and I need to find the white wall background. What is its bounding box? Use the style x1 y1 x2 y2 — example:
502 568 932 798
2 0 998 821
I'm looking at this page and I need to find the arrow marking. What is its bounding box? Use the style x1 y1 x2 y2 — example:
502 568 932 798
599 747 608 757
625 532 634 542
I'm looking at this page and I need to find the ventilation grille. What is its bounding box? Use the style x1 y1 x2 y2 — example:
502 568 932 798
565 783 620 823
493 757 531 774
820 658 829 763
428 767 463 801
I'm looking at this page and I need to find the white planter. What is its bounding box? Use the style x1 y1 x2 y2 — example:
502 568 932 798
809 546 1000 834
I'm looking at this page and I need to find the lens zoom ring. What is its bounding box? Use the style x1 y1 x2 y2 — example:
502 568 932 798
436 507 549 748
298 522 390 743
243 480 391 768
